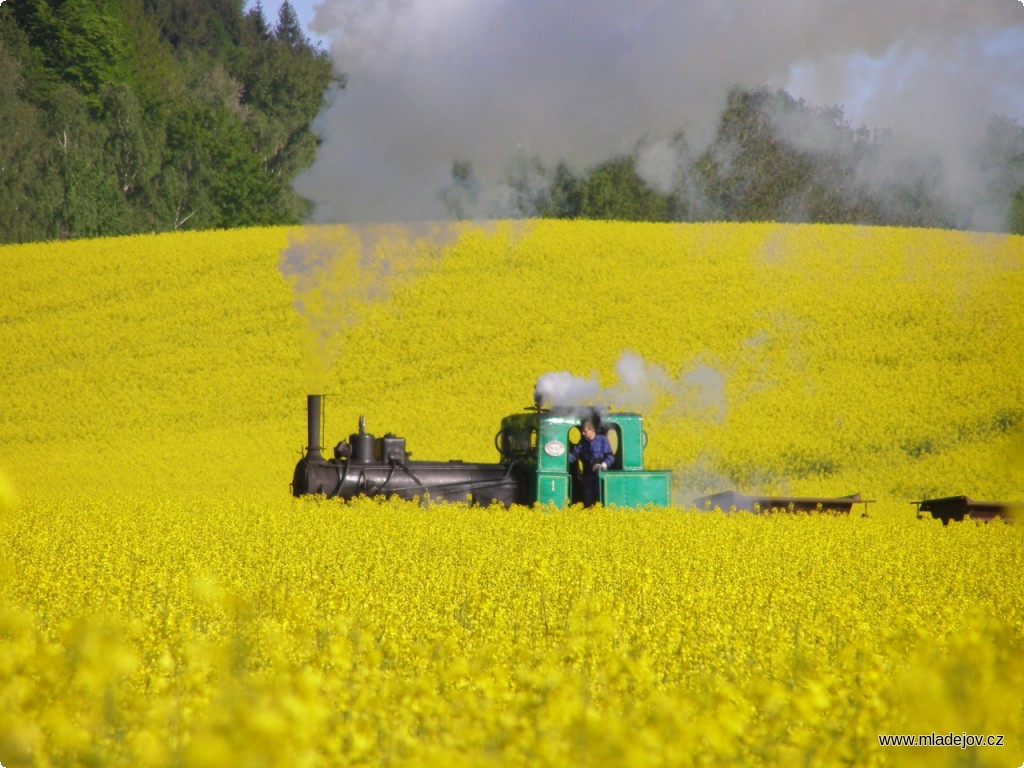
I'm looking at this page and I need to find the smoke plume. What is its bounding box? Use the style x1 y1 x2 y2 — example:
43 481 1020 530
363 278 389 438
534 351 725 418
278 223 460 391
298 0 1024 226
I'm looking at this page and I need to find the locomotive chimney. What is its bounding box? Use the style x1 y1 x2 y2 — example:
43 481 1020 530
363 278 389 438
306 394 324 461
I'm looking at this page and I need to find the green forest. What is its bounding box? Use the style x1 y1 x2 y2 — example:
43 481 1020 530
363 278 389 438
0 0 334 243
2 1 1023 244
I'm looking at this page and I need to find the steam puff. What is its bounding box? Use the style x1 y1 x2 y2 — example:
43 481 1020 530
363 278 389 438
301 0 1023 224
534 351 725 418
533 351 662 411
534 371 602 410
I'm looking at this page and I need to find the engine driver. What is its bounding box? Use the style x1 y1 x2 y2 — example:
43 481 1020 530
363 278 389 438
568 418 614 507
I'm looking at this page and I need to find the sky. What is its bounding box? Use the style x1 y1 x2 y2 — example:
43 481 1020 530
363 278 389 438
253 0 325 46
255 0 1024 228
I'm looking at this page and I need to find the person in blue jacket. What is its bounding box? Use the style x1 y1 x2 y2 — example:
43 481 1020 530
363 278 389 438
568 418 615 507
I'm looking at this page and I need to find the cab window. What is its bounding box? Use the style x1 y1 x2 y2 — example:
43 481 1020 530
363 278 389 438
605 425 622 469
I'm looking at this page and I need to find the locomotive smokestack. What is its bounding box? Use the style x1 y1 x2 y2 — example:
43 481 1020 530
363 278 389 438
307 394 324 461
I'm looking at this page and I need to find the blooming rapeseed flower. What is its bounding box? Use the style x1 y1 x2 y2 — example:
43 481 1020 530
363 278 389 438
0 221 1021 765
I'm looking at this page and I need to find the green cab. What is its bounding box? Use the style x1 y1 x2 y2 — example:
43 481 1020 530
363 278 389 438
497 409 672 508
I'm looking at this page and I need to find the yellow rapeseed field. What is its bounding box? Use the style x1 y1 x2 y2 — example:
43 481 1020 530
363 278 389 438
1 221 1022 766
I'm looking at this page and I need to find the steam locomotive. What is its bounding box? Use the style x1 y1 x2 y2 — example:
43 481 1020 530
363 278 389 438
292 395 1015 519
291 394 671 508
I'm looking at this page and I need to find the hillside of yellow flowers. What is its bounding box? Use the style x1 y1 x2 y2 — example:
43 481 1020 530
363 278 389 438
2 221 1022 502
1 221 1023 766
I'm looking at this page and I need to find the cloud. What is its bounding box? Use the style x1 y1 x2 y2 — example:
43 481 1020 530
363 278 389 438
298 0 1024 223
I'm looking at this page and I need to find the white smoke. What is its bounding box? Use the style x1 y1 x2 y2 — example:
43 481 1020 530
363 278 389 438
533 371 602 410
534 351 726 417
533 352 662 411
297 0 1024 226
